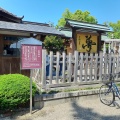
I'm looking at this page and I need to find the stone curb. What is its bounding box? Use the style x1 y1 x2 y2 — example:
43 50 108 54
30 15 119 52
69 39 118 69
34 89 100 109
35 89 100 101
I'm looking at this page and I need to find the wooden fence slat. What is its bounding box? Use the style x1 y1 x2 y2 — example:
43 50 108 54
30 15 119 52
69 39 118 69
74 51 78 83
49 51 53 84
85 53 88 81
10 63 11 74
108 54 112 74
32 69 41 84
116 55 119 79
104 54 107 76
42 49 46 88
56 52 60 83
80 53 83 82
112 55 115 74
94 53 98 80
90 53 93 81
68 53 72 83
99 52 103 81
62 52 66 83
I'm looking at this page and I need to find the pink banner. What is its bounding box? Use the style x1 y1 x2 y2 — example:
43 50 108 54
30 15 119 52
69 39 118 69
21 45 42 69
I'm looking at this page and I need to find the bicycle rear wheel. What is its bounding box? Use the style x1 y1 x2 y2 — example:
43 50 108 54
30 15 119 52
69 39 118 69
99 84 115 106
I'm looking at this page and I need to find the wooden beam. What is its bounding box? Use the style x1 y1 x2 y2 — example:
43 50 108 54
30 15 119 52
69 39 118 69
72 28 77 54
97 32 102 52
0 35 3 55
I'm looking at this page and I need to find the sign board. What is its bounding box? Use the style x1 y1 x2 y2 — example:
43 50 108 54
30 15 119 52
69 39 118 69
21 44 42 69
77 33 97 53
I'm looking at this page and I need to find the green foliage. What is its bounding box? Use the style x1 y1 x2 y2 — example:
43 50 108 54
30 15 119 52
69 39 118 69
109 21 120 39
104 21 120 39
44 9 98 52
0 74 37 111
44 35 64 53
57 9 98 27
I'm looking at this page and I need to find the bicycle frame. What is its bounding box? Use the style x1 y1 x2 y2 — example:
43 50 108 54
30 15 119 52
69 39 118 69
99 73 120 106
112 82 120 99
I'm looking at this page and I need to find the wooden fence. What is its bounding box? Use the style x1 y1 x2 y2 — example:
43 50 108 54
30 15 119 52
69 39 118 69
32 49 120 90
1 50 120 90
0 57 30 77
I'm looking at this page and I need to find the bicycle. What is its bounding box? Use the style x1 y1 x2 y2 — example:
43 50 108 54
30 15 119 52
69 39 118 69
99 73 120 106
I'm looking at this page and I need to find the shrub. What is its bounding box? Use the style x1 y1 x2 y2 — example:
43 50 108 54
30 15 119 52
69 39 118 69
0 74 37 111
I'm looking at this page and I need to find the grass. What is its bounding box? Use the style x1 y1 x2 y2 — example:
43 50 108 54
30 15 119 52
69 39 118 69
40 86 99 95
39 82 120 95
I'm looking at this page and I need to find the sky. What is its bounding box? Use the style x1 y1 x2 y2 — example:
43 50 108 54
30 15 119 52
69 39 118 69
0 0 120 26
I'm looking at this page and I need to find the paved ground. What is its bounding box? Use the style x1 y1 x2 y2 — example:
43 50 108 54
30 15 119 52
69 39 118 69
1 97 120 120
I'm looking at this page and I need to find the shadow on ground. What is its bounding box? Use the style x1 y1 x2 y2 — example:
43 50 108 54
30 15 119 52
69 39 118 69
1 99 120 120
71 102 120 120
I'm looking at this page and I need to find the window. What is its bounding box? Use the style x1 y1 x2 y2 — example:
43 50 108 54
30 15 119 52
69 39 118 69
3 36 22 56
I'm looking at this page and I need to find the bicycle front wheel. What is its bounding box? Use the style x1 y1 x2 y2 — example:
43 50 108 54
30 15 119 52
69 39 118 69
99 84 115 106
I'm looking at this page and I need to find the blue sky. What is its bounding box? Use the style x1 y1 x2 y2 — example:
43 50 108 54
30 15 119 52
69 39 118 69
0 0 120 25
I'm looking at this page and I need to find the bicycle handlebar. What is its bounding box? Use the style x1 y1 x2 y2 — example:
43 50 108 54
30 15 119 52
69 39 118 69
102 72 120 81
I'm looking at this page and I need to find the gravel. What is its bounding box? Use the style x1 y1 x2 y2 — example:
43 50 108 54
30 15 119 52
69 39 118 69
1 97 120 120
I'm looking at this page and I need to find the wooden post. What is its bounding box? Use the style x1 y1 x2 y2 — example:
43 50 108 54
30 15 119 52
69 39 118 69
30 70 32 114
108 54 112 74
72 28 77 53
10 63 11 74
41 49 46 89
116 55 119 79
62 52 66 83
49 51 53 84
119 43 120 54
90 53 93 81
94 53 98 80
68 53 72 82
80 53 83 82
97 32 102 52
99 52 103 81
85 53 88 81
103 42 106 55
104 53 107 75
109 42 111 53
56 52 60 83
0 35 3 55
74 51 78 83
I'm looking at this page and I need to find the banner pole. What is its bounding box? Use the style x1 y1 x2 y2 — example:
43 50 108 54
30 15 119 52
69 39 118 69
30 70 32 114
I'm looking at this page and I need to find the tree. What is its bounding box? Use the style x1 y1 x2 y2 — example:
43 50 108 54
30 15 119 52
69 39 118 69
107 21 120 39
44 35 64 53
44 9 98 53
57 9 98 27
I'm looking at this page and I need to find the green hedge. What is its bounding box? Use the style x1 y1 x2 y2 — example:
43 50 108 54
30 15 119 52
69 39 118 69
0 74 37 111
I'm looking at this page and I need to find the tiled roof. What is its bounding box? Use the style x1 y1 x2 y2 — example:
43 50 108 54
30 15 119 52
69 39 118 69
0 7 23 19
65 19 111 32
59 28 72 38
23 21 49 26
59 27 110 39
102 39 120 43
0 21 64 36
